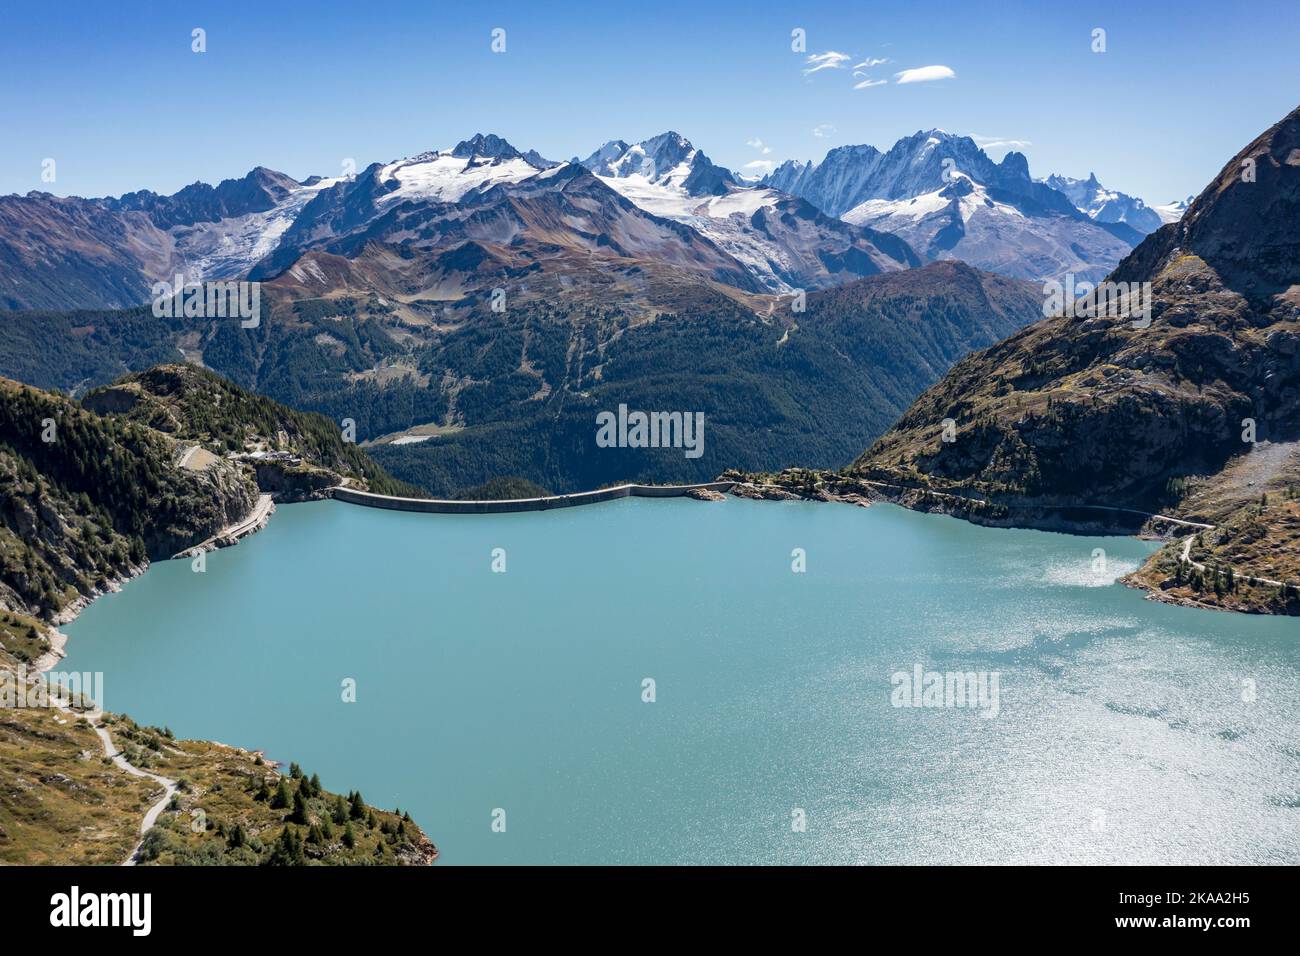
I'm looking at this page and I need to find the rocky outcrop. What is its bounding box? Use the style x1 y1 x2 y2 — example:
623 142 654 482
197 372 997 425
685 487 725 501
253 462 336 501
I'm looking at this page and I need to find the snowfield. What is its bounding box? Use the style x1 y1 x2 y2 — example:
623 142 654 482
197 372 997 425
378 152 541 205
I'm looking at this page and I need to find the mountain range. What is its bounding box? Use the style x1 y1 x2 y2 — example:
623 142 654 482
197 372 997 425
0 123 1213 505
0 127 1182 317
764 130 1153 284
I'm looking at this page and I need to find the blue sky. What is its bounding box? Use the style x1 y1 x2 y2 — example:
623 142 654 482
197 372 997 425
3 0 1297 204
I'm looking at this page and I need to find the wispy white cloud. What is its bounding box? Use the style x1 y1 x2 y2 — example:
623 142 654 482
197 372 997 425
972 134 1032 150
811 123 836 138
894 64 955 84
853 77 887 90
746 137 772 154
852 57 889 70
803 51 851 74
743 159 776 172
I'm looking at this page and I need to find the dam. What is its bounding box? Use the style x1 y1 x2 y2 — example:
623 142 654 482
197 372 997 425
330 481 736 514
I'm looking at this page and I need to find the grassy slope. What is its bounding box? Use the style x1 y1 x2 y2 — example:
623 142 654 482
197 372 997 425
108 716 436 866
0 681 436 865
1126 443 1300 614
0 703 155 865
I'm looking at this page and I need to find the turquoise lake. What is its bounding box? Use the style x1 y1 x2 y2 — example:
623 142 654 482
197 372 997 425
62 496 1300 864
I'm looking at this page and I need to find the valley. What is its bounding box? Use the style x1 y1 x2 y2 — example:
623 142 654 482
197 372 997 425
0 0 1295 882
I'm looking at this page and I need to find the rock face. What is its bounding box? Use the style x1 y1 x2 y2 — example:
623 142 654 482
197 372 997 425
252 462 336 501
685 487 725 501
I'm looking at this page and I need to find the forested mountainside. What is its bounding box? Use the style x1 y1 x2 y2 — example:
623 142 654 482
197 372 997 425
0 377 253 621
0 262 1042 497
83 364 422 499
368 261 1042 495
0 367 413 623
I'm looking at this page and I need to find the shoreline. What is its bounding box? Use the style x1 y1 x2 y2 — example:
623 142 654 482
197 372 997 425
173 493 276 558
33 497 277 677
725 476 1296 616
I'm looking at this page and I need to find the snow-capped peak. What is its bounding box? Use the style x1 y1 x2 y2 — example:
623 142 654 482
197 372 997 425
374 135 552 205
1042 171 1167 234
1154 195 1193 225
582 132 697 183
450 133 523 160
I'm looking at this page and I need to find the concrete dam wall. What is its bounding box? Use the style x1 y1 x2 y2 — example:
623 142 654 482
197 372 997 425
331 482 736 514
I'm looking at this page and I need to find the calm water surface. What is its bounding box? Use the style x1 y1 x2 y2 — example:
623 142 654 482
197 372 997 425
62 497 1300 864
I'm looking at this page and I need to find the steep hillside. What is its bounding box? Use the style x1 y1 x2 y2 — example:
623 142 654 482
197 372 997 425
82 365 423 499
0 365 417 632
850 105 1300 613
0 377 255 621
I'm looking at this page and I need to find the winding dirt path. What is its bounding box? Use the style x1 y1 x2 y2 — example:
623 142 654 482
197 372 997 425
89 714 179 865
48 689 178 865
